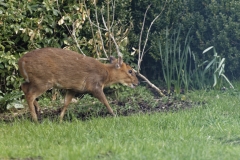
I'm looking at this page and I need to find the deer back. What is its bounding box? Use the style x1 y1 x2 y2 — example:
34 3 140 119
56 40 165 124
18 48 139 93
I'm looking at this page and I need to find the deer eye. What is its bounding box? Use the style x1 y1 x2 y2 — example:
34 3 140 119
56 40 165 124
128 70 132 74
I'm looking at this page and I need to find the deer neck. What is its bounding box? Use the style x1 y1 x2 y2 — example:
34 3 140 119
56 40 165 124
103 63 121 86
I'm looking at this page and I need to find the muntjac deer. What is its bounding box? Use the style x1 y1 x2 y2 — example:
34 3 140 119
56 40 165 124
18 48 139 122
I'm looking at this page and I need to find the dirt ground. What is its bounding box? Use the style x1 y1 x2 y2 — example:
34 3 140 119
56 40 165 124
0 93 200 122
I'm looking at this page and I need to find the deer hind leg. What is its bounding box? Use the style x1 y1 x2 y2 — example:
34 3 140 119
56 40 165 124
21 82 47 122
92 90 115 116
34 100 41 118
59 90 76 122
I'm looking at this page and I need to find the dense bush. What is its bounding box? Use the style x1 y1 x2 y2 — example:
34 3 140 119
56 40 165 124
0 0 86 94
130 0 240 80
0 0 132 110
1 0 240 101
130 0 187 80
182 0 240 79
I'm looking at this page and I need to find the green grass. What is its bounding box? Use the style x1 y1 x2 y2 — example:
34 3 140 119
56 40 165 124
1 87 240 159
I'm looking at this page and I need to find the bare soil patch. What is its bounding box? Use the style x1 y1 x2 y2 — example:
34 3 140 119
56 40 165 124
0 95 200 122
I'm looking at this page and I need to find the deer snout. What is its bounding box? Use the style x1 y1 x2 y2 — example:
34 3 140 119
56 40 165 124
130 81 139 88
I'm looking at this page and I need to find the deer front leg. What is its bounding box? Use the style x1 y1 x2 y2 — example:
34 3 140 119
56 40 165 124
92 89 115 116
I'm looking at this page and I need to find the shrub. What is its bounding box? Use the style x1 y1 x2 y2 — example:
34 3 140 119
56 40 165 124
130 0 240 81
0 0 133 110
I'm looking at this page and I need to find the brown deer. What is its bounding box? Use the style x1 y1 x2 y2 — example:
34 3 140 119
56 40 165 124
18 48 139 122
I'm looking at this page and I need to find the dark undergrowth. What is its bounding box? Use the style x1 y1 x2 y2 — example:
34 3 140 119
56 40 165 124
0 86 202 122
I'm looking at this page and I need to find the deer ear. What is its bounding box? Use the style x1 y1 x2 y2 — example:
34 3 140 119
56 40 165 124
110 56 122 69
109 56 116 64
114 57 123 69
118 57 123 66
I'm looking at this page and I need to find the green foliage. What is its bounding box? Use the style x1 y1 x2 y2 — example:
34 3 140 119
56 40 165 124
0 41 23 111
111 85 157 108
66 85 157 119
0 0 132 110
183 46 235 90
2 0 240 111
0 50 22 93
158 26 234 91
159 26 193 94
202 46 234 89
197 0 240 78
0 90 23 112
188 55 208 90
130 0 187 80
34 85 157 121
130 0 240 80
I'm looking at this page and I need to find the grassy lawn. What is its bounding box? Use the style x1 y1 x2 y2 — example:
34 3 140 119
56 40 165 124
1 88 240 159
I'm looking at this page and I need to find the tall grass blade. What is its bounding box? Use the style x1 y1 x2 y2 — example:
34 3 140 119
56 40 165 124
203 46 214 54
213 73 217 87
215 58 225 74
220 74 234 89
204 58 216 73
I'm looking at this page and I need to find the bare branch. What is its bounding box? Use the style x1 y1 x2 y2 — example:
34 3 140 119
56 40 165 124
110 0 116 28
97 57 109 61
101 7 122 58
138 1 168 72
71 23 86 56
136 1 168 96
56 0 85 55
83 1 99 58
133 69 165 96
109 33 122 57
101 9 108 29
84 0 108 58
138 4 151 72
